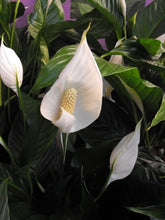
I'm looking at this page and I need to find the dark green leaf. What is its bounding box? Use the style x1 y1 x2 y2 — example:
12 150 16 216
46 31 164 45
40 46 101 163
0 0 24 40
87 0 123 39
79 98 134 146
126 0 145 19
138 38 163 56
28 0 64 39
0 179 10 220
149 94 165 129
71 0 93 18
128 205 165 219
8 94 57 165
8 1 25 23
134 0 165 38
31 45 77 96
9 202 33 220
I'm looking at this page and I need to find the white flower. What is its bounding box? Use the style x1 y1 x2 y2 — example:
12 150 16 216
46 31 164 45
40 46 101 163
109 40 123 65
108 120 141 186
120 0 126 18
0 40 23 94
40 29 103 133
102 78 115 102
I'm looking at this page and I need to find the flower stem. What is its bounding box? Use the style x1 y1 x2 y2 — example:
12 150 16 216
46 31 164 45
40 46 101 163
60 132 69 164
124 17 127 40
94 163 114 202
143 113 150 147
7 89 11 123
16 74 26 133
10 0 20 48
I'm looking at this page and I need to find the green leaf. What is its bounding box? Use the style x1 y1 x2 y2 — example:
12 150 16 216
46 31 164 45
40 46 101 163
134 0 165 38
0 179 10 220
40 37 49 64
105 38 165 90
0 1 24 40
0 0 10 38
138 38 163 56
128 205 165 219
126 0 145 19
149 94 165 129
0 136 16 165
31 45 77 96
79 98 135 146
119 77 144 114
87 0 123 39
28 0 64 39
104 38 151 60
8 94 57 165
71 0 93 18
9 202 33 220
96 54 163 118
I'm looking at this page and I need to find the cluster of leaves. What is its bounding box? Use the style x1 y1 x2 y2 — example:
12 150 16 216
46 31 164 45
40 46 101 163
0 0 165 219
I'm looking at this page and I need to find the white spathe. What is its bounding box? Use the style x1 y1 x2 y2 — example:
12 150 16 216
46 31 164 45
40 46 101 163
40 32 103 133
0 40 23 94
108 120 141 186
120 0 126 18
109 40 123 65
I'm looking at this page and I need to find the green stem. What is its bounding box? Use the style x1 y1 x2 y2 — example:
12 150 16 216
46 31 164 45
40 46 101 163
143 113 150 147
94 168 113 202
7 88 11 123
124 17 127 40
60 132 69 164
10 0 20 48
131 99 138 123
29 41 39 89
16 74 26 132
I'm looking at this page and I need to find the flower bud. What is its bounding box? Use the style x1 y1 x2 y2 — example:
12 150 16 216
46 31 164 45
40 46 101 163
0 40 23 94
120 0 126 18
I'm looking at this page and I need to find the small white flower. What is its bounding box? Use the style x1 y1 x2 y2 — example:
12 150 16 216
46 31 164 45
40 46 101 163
40 28 103 133
108 120 141 185
120 0 126 18
109 40 124 65
0 40 23 94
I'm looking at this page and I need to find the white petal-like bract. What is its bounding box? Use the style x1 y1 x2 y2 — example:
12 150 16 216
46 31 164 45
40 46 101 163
108 120 141 186
0 40 23 94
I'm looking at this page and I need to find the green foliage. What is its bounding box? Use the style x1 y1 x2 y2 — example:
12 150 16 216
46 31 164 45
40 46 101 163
0 179 10 220
0 0 165 219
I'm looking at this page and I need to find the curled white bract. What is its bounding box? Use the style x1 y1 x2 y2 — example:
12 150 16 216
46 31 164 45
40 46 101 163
108 120 141 186
40 32 103 133
0 40 23 94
